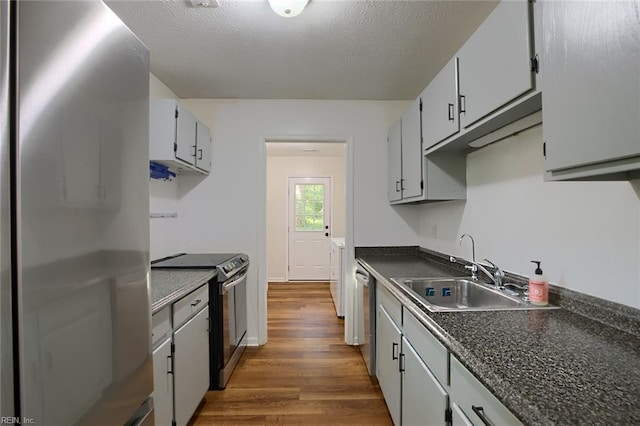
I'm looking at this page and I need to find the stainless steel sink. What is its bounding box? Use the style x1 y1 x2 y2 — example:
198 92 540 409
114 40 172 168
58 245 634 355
391 277 558 312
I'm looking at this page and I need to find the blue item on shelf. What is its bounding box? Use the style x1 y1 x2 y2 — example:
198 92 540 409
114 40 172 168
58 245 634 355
149 161 176 180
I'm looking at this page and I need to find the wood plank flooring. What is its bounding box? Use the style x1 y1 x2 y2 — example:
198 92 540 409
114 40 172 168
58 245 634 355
189 282 392 425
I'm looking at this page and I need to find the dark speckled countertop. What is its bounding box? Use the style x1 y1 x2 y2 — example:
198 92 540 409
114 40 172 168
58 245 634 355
150 269 216 314
357 249 640 426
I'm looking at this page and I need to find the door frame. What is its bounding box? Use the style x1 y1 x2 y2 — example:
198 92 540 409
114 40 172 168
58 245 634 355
285 176 333 282
259 136 357 346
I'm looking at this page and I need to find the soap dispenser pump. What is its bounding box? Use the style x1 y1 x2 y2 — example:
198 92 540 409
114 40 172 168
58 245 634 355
529 260 548 306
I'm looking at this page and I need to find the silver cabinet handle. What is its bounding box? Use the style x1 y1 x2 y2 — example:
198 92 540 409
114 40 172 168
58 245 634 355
167 355 173 375
448 103 454 121
392 342 399 360
198 149 203 160
191 299 202 308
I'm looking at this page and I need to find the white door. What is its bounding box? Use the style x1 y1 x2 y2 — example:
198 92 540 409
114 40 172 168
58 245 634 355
288 177 331 281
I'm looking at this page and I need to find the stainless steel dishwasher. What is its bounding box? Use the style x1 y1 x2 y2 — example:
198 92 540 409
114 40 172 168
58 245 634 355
356 261 376 376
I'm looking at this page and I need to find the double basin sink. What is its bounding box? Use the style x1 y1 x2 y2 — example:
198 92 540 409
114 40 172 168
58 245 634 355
391 277 559 312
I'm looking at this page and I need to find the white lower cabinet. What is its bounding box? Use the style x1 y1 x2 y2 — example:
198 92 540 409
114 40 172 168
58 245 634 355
152 338 174 426
401 336 448 426
377 306 402 425
376 291 449 426
374 281 522 426
451 402 474 426
450 356 522 426
174 306 210 426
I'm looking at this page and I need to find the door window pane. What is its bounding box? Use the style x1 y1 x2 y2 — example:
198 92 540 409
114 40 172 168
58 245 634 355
294 184 324 231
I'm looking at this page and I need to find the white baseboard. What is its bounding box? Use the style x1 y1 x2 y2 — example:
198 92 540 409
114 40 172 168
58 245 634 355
246 336 260 346
268 277 286 282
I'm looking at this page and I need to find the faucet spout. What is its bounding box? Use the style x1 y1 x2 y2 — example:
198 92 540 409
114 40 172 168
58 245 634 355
458 233 475 263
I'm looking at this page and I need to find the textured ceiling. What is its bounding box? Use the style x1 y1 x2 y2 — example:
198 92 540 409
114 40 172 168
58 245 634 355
106 0 498 100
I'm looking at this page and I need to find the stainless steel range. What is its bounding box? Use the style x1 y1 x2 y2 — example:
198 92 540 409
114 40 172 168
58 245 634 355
151 253 250 389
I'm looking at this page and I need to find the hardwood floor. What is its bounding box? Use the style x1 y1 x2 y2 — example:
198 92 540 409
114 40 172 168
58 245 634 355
189 282 392 425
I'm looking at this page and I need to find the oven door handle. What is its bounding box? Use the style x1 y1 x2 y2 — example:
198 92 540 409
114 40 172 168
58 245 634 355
221 270 249 292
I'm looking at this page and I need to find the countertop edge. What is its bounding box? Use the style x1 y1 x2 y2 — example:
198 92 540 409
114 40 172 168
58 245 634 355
151 270 216 314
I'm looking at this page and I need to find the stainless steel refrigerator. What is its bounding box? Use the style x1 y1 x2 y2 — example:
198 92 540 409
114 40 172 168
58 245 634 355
1 1 153 424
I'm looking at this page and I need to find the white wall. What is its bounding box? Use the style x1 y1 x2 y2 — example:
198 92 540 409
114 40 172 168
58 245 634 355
149 74 180 260
417 125 640 309
167 99 411 345
266 155 346 281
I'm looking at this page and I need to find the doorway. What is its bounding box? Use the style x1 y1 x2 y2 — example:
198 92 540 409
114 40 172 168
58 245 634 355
288 177 331 281
265 142 346 283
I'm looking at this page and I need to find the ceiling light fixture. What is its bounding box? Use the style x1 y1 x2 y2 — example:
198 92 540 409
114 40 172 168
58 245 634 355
190 0 219 8
267 0 309 18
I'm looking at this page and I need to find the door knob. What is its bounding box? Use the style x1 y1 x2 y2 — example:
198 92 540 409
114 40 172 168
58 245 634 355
325 233 329 237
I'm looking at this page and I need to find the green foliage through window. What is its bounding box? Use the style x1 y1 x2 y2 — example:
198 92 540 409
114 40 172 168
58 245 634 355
294 184 325 231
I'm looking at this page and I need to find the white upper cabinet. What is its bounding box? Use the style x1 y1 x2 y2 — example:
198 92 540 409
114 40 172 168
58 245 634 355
421 57 460 150
400 98 423 200
458 0 534 129
195 121 212 173
388 99 467 205
542 0 640 180
150 99 212 175
387 119 403 203
174 103 197 166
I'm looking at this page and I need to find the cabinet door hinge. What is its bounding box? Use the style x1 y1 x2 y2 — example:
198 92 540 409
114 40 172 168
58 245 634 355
530 54 540 74
171 342 175 354
173 142 177 152
172 421 177 426
445 408 452 423
419 99 423 112
420 180 424 190
175 108 179 119
543 141 546 158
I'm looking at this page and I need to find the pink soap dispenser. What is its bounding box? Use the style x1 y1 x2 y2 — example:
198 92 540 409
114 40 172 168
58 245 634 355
529 260 548 306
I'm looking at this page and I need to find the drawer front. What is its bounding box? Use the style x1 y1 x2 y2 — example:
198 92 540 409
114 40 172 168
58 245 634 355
403 310 449 388
377 284 402 327
152 306 171 348
450 357 522 426
173 284 209 329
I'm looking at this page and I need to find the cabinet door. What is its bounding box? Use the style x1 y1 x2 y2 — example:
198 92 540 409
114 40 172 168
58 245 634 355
175 105 197 166
387 120 403 202
376 305 401 425
421 57 459 149
458 0 533 128
174 306 210 426
400 99 423 199
195 121 211 173
152 338 173 426
401 337 449 426
450 357 522 426
451 402 474 426
542 0 640 173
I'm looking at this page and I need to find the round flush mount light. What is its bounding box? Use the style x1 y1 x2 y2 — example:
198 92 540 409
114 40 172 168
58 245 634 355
267 0 309 18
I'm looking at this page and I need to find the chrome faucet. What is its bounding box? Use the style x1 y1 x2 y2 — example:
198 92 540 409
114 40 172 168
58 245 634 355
483 259 505 288
458 233 475 262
